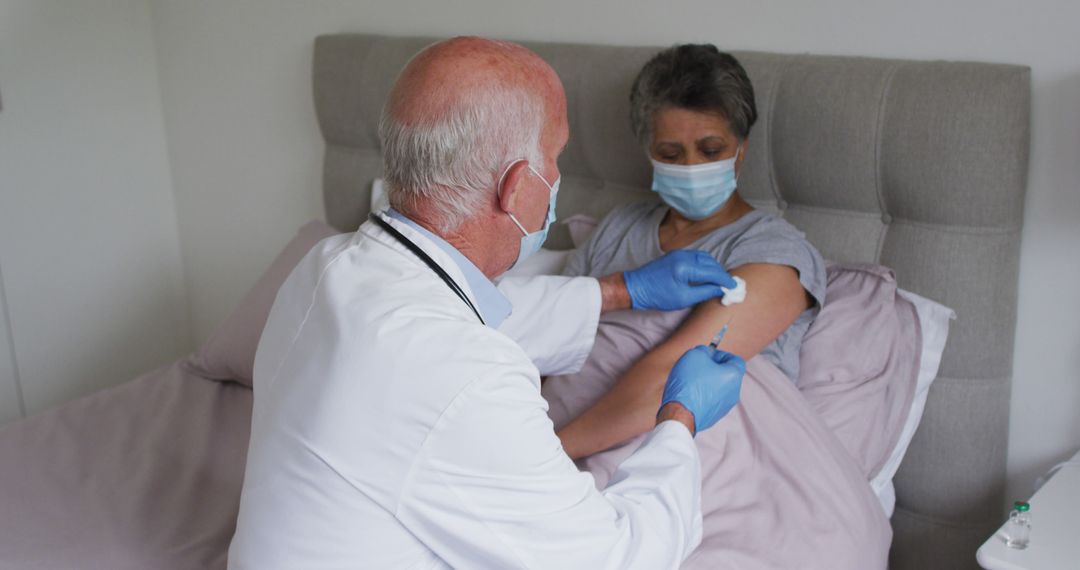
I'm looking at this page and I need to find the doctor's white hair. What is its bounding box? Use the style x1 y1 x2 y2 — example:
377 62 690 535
378 83 546 234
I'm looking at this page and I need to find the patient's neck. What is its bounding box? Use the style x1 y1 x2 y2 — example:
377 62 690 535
659 193 754 251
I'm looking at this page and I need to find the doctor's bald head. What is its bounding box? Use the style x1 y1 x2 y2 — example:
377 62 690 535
378 37 565 234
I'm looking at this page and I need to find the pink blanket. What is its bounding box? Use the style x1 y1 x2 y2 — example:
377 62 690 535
544 308 893 569
0 362 251 569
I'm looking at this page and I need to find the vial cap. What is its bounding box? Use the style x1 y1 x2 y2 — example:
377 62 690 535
1014 501 1030 512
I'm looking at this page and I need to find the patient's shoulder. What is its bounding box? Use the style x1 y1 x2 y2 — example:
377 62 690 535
735 209 808 240
587 201 667 250
715 209 819 257
595 201 663 234
719 209 827 303
563 201 665 277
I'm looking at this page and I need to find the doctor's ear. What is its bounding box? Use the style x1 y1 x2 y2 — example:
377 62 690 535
497 160 533 214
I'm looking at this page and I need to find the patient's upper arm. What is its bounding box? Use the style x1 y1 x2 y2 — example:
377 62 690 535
647 263 811 363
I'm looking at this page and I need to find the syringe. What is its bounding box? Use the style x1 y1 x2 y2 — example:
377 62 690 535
708 316 734 350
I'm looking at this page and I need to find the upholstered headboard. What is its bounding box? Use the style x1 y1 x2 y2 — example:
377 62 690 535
312 34 1030 569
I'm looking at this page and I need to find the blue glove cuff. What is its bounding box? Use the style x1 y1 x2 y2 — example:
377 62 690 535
623 270 645 310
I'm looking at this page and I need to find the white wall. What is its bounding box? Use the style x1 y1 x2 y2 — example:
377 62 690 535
148 0 1079 502
0 0 191 423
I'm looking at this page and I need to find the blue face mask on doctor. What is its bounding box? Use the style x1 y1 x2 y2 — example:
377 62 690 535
501 160 560 268
650 146 741 220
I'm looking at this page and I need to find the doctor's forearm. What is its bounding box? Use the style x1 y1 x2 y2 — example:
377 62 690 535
597 274 631 313
657 402 696 436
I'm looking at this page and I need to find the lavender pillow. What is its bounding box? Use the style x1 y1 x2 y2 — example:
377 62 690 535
185 220 339 387
796 262 921 482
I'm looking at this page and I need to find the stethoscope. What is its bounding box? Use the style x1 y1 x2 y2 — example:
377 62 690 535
369 214 485 325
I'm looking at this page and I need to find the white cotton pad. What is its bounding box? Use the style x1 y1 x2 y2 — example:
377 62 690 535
721 276 747 306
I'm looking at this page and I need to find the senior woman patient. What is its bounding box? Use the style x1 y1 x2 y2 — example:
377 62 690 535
555 44 826 459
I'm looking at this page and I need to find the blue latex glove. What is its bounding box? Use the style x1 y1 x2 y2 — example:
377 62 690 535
623 250 737 311
659 346 745 434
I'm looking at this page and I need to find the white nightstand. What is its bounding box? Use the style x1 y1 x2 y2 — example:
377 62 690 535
977 450 1080 569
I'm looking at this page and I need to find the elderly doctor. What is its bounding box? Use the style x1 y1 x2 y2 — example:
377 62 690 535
229 37 745 569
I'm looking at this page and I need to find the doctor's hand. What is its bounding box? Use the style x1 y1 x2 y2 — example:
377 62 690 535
623 250 736 311
657 346 745 436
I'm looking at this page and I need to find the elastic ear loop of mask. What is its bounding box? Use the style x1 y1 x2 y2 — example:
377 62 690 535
497 159 534 236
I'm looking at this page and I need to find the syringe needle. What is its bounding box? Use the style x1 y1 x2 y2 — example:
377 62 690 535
708 316 735 349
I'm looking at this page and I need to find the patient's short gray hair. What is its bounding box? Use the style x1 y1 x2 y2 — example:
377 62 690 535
630 44 757 146
379 84 545 233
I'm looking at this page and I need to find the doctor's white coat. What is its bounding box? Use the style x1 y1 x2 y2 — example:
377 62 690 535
228 215 704 569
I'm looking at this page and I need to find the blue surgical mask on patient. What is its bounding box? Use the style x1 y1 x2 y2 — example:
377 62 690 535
650 146 741 220
502 161 560 269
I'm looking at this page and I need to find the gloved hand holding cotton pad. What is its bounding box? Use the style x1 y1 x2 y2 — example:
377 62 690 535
720 276 747 306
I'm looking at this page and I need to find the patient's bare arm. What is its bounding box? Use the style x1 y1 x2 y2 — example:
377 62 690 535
557 263 810 460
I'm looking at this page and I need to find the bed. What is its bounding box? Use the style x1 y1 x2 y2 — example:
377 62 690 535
0 34 1029 569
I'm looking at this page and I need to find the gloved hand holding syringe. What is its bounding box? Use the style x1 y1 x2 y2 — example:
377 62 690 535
657 276 748 435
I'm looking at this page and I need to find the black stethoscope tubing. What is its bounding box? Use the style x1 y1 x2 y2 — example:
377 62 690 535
370 214 486 326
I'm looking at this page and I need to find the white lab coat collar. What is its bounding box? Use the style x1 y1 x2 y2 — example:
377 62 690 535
383 209 512 328
361 212 486 323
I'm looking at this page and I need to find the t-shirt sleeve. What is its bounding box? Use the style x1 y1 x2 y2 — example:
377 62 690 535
562 212 619 277
722 218 827 308
561 242 591 277
562 203 654 279
561 212 614 278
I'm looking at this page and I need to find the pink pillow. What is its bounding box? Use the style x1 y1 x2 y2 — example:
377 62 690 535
797 262 921 482
185 220 339 387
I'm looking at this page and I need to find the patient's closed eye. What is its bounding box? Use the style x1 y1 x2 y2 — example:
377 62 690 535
696 139 729 159
653 143 683 161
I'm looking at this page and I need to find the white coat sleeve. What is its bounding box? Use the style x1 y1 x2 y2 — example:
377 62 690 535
496 276 601 376
395 371 703 569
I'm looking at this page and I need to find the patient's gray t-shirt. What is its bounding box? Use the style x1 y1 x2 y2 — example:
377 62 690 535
563 201 826 381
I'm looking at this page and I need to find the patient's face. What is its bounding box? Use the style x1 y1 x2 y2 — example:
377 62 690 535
649 107 744 172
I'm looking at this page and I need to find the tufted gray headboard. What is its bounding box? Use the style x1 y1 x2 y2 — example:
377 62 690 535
312 34 1030 569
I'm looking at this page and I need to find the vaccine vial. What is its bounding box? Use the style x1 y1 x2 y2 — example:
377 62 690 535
1005 501 1031 549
